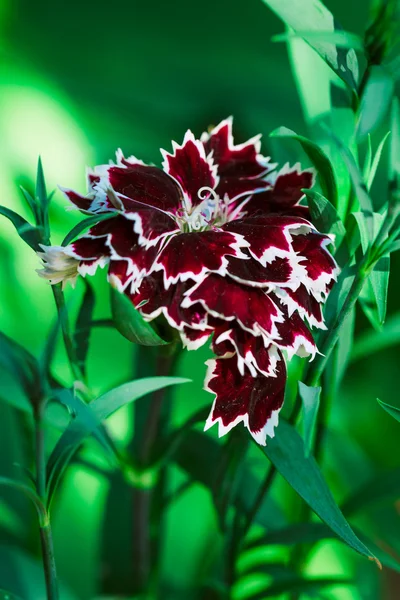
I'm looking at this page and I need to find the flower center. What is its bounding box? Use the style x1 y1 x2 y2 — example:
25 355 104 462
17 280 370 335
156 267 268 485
177 187 230 233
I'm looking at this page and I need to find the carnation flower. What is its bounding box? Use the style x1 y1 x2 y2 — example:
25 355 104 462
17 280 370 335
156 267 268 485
38 118 338 445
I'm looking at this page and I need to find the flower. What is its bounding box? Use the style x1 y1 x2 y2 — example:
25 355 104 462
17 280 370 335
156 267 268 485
38 117 338 445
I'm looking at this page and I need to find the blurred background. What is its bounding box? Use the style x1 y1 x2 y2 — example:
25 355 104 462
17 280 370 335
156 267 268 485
0 0 399 598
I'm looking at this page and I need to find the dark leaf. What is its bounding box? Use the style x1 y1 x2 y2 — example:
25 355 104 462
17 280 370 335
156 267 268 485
269 127 338 205
298 382 321 457
376 397 400 424
111 286 169 346
0 206 43 251
61 213 117 246
46 378 189 506
262 420 376 561
303 190 346 245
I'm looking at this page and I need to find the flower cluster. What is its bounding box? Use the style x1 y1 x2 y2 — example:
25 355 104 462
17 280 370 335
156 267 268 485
39 118 338 445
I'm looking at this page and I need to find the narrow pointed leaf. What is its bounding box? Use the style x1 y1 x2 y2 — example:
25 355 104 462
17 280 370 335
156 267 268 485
0 206 42 251
367 131 391 190
390 97 400 181
19 186 40 223
298 382 321 457
356 66 394 140
377 397 400 423
61 212 117 246
46 377 189 505
35 157 48 206
303 190 346 244
260 0 359 89
270 127 337 205
262 420 376 561
363 134 373 184
111 286 169 346
272 30 364 51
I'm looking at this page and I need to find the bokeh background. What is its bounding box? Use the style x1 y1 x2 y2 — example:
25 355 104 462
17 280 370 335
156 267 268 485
0 0 399 598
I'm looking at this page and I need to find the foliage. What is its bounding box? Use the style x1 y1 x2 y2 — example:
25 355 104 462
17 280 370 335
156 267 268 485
0 0 400 598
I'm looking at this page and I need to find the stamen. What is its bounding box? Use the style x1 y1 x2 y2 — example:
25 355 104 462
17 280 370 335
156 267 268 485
197 186 219 203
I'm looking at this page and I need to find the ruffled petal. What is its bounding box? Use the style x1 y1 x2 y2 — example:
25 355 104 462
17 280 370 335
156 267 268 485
161 130 218 209
291 233 339 300
182 274 283 339
204 352 286 445
212 325 280 377
117 199 179 247
108 164 183 213
131 272 209 331
223 215 314 266
201 117 271 178
226 254 296 288
180 326 213 350
275 284 326 330
243 164 314 218
154 230 248 287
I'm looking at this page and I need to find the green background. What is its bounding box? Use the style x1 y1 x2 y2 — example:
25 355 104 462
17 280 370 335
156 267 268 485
0 0 399 598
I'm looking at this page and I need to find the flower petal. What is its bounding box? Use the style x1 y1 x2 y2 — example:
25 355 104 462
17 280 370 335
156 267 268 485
108 164 183 213
131 272 209 331
154 230 248 287
291 233 339 300
223 216 314 266
113 202 179 248
204 352 286 445
212 325 280 377
161 130 218 209
226 254 295 288
182 274 283 338
275 284 326 330
244 164 314 218
201 117 271 178
180 326 213 350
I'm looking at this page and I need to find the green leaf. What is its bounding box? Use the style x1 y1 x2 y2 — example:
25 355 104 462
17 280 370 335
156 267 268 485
262 420 376 561
74 280 95 374
35 157 48 207
0 477 47 526
303 190 346 245
110 286 169 346
272 30 364 51
61 212 117 246
46 377 189 506
0 589 23 600
0 332 42 408
352 212 390 328
351 311 400 361
389 97 400 182
359 255 390 328
367 131 391 190
298 382 321 457
0 206 43 251
269 127 338 205
357 66 394 140
260 0 359 90
377 397 400 423
363 134 373 184
19 186 40 223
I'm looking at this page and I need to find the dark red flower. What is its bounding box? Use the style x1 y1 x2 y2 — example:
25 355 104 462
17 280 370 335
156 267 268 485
38 118 338 445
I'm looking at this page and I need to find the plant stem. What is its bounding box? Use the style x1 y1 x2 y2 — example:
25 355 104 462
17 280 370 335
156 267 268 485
241 465 277 539
34 403 59 600
306 265 370 389
51 284 85 384
132 351 177 593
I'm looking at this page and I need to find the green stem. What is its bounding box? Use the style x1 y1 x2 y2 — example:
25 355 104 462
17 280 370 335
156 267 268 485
306 266 370 389
241 465 277 540
51 284 84 384
132 351 177 593
34 404 59 600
